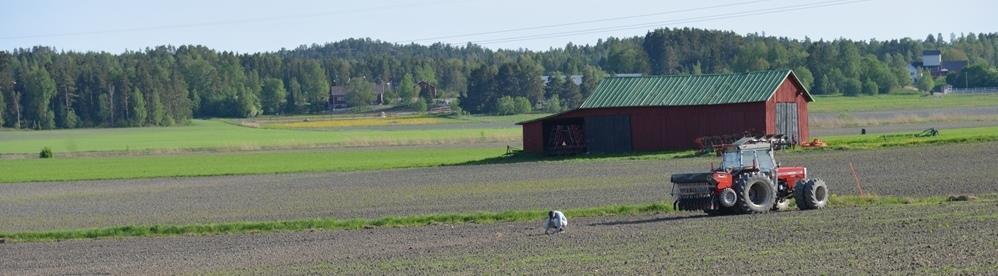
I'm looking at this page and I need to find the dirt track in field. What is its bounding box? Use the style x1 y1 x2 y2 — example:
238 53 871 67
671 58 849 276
3 200 996 275
2 142 998 233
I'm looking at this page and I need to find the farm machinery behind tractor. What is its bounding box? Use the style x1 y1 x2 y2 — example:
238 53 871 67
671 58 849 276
671 138 829 215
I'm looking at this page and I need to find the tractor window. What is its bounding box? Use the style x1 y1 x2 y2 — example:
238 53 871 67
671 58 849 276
722 151 740 170
756 150 776 171
740 150 755 167
731 149 776 170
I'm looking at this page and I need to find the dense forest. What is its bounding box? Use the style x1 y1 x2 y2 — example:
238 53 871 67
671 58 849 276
2 28 998 129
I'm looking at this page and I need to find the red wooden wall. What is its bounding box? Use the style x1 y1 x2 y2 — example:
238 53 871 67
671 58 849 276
522 121 544 153
764 75 811 142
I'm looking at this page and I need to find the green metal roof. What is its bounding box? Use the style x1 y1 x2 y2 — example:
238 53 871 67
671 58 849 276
579 70 811 109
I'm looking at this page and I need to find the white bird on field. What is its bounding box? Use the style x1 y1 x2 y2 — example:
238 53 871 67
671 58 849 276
544 210 568 234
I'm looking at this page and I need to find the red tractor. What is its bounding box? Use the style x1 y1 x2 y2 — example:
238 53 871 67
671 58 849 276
671 138 829 215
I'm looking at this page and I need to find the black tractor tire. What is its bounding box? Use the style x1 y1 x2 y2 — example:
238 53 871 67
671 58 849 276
772 197 791 211
794 178 829 210
734 172 777 214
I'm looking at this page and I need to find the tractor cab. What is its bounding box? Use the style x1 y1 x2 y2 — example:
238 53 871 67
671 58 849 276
720 138 777 173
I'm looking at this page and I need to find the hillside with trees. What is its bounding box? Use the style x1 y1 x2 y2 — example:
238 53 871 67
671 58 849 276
1 28 997 129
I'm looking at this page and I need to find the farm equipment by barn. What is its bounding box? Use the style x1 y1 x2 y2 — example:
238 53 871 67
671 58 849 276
695 133 793 155
880 128 940 141
545 124 586 155
671 138 829 215
801 138 828 148
916 128 939 137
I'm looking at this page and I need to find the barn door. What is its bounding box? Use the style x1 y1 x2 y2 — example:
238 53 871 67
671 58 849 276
585 115 632 154
775 103 799 143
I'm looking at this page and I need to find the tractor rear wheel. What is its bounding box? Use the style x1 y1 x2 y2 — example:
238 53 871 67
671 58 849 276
794 178 829 210
734 172 777 214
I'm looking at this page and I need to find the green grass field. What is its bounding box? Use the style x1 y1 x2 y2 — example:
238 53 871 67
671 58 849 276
816 125 998 150
0 147 507 183
0 119 522 154
3 126 996 183
250 114 548 129
809 93 998 113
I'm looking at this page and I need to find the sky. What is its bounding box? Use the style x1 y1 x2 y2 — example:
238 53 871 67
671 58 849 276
1 0 996 53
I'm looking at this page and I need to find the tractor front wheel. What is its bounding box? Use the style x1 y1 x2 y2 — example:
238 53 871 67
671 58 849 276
734 172 777 214
794 178 829 210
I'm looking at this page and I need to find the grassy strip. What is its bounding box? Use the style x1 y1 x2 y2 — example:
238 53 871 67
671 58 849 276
265 115 458 129
2 194 986 243
0 202 673 242
830 194 952 207
0 147 507 183
813 126 998 150
0 119 520 154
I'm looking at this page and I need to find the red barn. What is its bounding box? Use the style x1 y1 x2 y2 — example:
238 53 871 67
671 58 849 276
518 70 813 154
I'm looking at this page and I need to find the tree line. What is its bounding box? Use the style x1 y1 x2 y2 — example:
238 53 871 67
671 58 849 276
1 28 997 129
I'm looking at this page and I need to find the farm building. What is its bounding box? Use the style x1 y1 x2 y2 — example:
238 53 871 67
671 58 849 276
517 69 813 155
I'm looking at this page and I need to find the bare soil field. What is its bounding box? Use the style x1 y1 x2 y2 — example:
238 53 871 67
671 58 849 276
809 106 998 136
811 106 998 121
2 142 997 233
811 120 998 136
3 200 995 275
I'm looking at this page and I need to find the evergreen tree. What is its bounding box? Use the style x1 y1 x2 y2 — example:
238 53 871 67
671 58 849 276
0 83 4 127
516 56 545 104
558 76 583 109
461 65 498 114
544 94 562 113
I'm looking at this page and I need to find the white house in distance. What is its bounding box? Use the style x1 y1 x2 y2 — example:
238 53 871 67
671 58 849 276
908 50 968 83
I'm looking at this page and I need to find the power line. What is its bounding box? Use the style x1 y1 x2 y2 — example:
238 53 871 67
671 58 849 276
0 0 461 41
392 0 776 44
468 0 870 46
